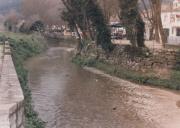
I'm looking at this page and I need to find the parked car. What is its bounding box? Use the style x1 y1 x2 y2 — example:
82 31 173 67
111 32 123 40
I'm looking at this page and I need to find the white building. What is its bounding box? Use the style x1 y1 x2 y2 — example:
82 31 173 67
173 0 180 10
162 12 180 36
144 0 180 44
161 0 180 44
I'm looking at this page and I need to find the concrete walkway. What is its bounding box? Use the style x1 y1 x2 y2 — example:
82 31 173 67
0 42 24 128
0 44 4 77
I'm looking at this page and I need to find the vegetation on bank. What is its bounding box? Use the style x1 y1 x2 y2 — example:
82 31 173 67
0 32 46 128
73 55 180 90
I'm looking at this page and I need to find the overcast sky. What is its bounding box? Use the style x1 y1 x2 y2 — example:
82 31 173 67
0 0 174 12
0 0 173 13
0 0 20 7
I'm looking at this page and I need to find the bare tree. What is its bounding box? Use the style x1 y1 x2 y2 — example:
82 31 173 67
150 0 167 47
62 0 114 54
21 0 64 25
140 0 155 40
97 0 119 22
140 0 167 47
4 10 20 31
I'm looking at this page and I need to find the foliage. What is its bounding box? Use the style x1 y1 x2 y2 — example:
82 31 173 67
4 20 14 31
72 55 97 66
86 0 114 52
30 20 45 32
61 0 114 53
3 10 19 32
119 0 145 47
22 0 63 25
0 33 46 128
97 0 119 22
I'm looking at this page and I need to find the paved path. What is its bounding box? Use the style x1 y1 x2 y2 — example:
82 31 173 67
0 44 4 77
0 42 24 128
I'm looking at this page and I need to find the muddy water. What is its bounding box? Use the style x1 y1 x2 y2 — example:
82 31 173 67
26 40 180 128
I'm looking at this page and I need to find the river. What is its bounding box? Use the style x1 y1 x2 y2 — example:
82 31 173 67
25 39 180 128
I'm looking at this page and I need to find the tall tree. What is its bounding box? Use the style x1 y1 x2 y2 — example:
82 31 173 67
119 0 145 47
140 0 155 40
149 0 167 47
61 0 88 54
62 0 114 54
22 0 64 25
97 0 119 22
140 0 168 47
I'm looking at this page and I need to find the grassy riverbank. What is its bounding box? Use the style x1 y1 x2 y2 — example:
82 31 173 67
73 55 180 90
0 32 46 128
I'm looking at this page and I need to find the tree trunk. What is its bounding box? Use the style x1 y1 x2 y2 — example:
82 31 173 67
86 19 95 41
149 25 154 40
150 0 167 47
136 15 145 47
155 19 160 42
74 24 83 55
157 12 167 47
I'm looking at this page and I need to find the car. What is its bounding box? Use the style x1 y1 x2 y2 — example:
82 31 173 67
111 32 123 40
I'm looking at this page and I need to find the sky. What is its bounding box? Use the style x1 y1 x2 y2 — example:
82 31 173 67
0 0 19 6
0 0 174 14
0 0 173 8
0 0 20 14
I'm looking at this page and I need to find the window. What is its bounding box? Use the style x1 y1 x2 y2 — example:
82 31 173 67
177 28 180 36
164 28 169 37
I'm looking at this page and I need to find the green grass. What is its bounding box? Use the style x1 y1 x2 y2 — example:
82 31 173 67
73 55 180 90
0 32 46 128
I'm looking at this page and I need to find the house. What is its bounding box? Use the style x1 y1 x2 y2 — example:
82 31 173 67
143 0 180 44
161 0 180 44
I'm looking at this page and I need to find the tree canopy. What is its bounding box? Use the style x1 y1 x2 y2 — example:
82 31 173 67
119 0 145 47
62 0 114 53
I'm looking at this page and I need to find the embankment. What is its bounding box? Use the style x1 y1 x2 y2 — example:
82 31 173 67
73 44 180 90
0 32 46 128
0 41 24 128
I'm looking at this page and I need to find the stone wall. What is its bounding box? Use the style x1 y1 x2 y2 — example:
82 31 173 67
85 44 180 71
0 42 24 128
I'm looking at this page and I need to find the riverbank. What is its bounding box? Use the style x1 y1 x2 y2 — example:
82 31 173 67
0 32 46 128
72 55 180 90
25 41 180 128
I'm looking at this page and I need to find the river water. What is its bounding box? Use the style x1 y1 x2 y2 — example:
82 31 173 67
25 40 180 128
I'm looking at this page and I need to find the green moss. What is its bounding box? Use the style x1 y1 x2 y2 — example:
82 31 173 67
0 33 46 128
73 56 180 90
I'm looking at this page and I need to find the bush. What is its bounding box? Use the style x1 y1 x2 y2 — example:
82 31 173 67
30 21 45 32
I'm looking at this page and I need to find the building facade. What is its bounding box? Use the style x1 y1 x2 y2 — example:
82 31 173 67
144 0 180 44
161 0 180 44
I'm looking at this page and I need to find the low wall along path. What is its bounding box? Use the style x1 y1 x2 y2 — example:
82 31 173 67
0 41 24 128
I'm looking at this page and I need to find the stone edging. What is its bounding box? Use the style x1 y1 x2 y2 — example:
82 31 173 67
0 41 24 128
